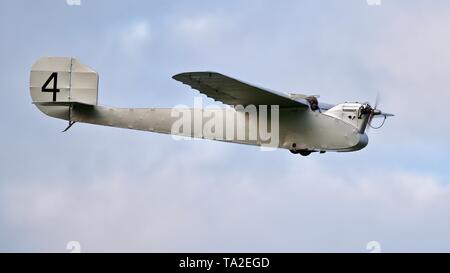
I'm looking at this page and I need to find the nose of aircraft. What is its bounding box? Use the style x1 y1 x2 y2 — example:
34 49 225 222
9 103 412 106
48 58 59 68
354 133 369 151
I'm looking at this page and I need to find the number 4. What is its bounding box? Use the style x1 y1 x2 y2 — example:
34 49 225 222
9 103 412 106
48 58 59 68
42 72 60 102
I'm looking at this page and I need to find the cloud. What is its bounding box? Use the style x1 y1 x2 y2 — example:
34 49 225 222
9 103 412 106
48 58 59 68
118 20 152 53
359 4 450 141
1 148 449 252
2 0 450 253
172 14 234 46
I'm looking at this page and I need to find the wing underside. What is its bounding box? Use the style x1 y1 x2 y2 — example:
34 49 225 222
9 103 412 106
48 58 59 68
172 72 310 108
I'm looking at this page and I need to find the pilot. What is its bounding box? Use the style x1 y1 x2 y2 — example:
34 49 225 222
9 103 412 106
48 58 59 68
307 96 319 111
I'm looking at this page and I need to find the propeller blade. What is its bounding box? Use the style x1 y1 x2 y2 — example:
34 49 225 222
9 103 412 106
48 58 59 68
366 92 379 132
374 91 380 110
366 92 393 131
366 111 374 132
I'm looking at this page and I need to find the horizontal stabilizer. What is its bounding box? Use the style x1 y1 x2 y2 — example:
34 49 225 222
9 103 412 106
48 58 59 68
33 101 95 107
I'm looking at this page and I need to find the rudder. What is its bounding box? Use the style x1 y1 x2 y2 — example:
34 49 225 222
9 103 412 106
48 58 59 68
29 57 98 120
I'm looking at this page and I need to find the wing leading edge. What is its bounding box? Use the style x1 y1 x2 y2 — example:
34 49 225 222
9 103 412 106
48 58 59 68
172 72 310 108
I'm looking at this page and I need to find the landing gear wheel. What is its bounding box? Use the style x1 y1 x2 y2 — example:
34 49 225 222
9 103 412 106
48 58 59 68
299 150 312 157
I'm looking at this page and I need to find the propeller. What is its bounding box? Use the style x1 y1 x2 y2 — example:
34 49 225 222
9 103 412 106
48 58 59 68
366 92 380 131
363 92 394 132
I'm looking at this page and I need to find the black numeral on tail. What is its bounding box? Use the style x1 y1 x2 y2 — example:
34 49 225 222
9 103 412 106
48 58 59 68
42 72 60 102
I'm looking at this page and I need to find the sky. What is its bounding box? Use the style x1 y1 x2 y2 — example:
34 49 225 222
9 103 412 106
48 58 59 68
1 0 450 252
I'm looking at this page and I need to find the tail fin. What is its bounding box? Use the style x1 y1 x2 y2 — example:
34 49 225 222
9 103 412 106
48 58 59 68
29 57 98 120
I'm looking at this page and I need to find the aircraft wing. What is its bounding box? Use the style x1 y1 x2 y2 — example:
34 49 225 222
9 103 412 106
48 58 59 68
172 72 310 108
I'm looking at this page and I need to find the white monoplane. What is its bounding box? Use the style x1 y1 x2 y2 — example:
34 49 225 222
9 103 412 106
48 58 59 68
30 57 393 156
